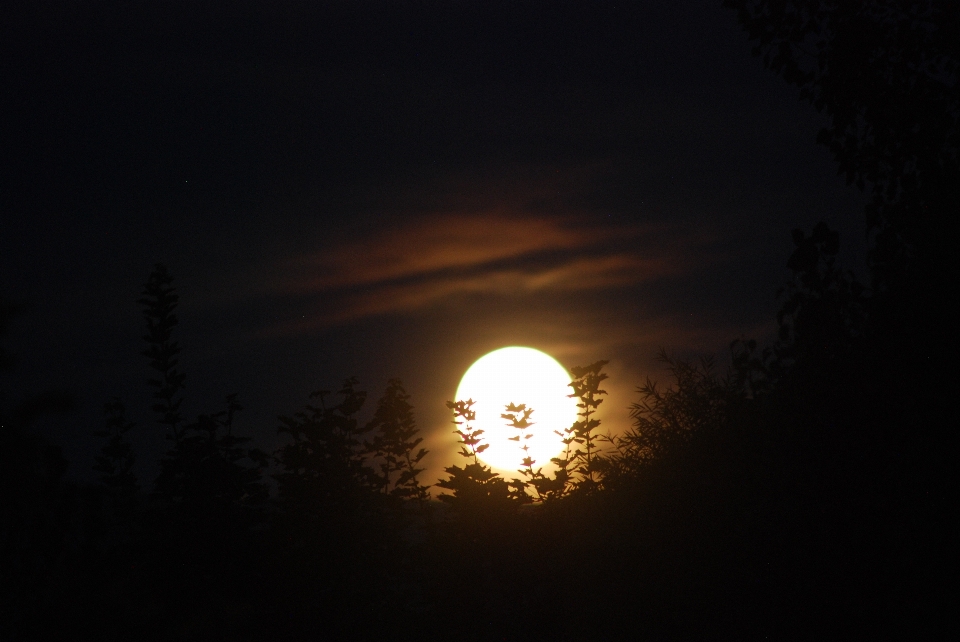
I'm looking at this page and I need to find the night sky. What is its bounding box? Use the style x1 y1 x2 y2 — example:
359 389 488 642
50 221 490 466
3 0 868 485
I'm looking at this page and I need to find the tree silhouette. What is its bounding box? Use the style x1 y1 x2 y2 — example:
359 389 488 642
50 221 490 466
724 0 960 286
153 394 268 510
92 398 138 494
274 378 372 520
602 351 745 487
136 265 267 513
435 399 515 512
718 4 959 631
0 299 77 640
364 378 430 510
138 263 185 442
502 402 541 503
562 360 609 493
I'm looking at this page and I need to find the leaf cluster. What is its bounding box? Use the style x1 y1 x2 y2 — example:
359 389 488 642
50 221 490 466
436 399 518 511
777 222 868 362
502 402 541 502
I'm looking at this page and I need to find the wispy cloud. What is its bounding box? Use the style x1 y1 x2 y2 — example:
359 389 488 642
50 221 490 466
278 212 619 292
261 210 717 335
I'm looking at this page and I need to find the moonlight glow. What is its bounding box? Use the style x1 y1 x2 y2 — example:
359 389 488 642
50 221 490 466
455 347 579 474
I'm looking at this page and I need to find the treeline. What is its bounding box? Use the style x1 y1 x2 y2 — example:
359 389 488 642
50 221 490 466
0 228 944 639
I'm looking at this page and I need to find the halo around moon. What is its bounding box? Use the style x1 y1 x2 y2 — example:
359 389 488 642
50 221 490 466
454 346 579 474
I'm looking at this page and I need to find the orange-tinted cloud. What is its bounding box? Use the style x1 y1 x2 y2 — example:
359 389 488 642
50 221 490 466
262 210 717 335
280 212 620 292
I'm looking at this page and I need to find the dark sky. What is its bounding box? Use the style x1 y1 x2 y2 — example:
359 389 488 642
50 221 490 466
2 0 867 484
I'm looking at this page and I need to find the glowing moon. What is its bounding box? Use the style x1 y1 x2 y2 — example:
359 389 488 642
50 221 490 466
455 346 579 475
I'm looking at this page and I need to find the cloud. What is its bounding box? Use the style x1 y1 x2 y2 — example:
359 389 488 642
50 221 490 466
279 212 620 292
274 254 680 334
259 209 717 336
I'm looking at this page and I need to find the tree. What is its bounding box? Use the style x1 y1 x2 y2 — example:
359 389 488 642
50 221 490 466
137 265 267 513
0 299 75 640
723 0 960 287
625 353 741 466
435 399 515 512
712 7 959 628
137 263 184 442
502 402 542 503
364 378 430 509
274 378 372 519
92 398 138 494
153 394 268 510
565 360 609 492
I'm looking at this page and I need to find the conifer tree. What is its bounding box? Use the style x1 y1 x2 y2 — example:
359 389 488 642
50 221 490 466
138 263 184 443
137 265 266 512
364 378 430 509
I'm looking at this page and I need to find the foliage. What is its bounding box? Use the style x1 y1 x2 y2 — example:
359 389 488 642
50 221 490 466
137 265 267 516
364 378 430 508
0 298 79 640
716 2 958 632
566 360 609 491
502 402 541 502
138 263 185 442
435 399 516 511
92 398 138 492
722 0 960 286
6 3 957 635
154 394 269 510
274 378 372 517
604 352 744 485
730 222 869 399
775 222 870 387
495 361 614 503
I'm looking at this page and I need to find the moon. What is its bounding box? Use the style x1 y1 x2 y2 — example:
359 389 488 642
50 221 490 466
454 346 579 475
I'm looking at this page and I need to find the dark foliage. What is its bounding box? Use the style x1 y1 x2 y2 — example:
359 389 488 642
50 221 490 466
0 300 77 639
92 398 138 493
503 402 542 502
274 378 371 520
564 359 609 491
153 394 269 511
435 399 517 513
364 378 430 507
137 265 268 516
723 0 960 287
719 1 958 633
138 263 185 442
